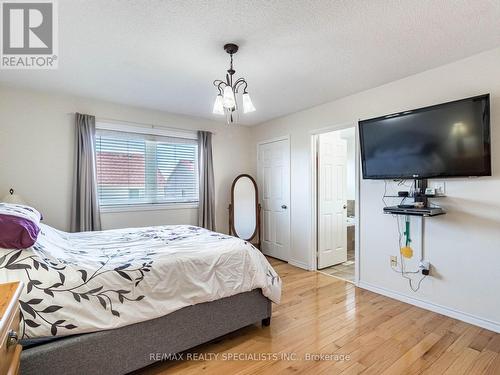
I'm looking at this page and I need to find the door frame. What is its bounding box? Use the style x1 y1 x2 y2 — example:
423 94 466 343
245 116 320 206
310 123 361 285
256 135 291 262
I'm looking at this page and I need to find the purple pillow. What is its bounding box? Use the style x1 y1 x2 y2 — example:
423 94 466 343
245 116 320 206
0 214 41 249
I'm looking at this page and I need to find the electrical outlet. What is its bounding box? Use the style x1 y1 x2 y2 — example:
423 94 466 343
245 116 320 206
390 256 398 268
419 260 431 275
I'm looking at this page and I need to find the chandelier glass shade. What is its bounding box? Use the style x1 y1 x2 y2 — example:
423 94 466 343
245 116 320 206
213 43 255 124
212 95 224 115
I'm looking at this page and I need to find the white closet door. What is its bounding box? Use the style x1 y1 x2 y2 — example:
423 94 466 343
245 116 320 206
258 139 290 261
317 132 347 269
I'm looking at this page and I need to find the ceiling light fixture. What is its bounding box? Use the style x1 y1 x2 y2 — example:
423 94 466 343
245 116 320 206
213 43 255 124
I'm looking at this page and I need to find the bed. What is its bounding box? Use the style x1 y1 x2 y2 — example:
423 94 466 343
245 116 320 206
0 222 281 375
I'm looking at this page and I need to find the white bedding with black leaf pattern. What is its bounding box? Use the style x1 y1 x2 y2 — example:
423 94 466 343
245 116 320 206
0 224 281 339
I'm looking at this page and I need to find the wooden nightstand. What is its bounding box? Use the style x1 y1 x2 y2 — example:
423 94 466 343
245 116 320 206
0 282 23 375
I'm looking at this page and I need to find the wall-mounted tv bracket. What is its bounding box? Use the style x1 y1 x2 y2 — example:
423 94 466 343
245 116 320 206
413 178 428 207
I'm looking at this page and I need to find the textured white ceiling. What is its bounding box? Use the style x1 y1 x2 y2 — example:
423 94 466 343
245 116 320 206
1 0 500 125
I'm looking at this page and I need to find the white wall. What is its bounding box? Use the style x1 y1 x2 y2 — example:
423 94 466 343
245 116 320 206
251 47 500 330
0 86 253 233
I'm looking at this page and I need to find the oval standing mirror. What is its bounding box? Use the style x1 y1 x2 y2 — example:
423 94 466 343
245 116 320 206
229 174 260 247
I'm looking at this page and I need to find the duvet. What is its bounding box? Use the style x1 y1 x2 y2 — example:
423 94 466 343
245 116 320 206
0 224 281 339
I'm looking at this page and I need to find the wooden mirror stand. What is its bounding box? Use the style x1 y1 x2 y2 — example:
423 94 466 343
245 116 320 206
228 174 261 250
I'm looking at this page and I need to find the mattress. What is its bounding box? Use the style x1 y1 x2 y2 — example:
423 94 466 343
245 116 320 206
0 223 281 339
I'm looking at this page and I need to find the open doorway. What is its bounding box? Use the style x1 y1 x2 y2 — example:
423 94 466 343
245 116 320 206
314 127 357 283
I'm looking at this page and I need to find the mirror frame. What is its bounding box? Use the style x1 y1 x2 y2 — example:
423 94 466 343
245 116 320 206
229 174 260 246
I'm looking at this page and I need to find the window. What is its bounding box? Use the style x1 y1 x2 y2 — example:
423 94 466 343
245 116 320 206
95 125 199 208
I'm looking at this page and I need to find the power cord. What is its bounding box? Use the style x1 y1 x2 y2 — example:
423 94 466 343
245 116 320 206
382 180 389 207
398 215 427 291
393 215 420 275
383 180 428 292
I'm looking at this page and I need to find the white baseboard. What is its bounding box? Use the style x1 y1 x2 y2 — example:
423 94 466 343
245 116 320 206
288 258 310 270
358 281 500 333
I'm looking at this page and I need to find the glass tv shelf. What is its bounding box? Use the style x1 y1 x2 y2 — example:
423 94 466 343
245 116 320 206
383 206 445 217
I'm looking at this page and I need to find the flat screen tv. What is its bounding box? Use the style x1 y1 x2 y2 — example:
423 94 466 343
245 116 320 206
359 94 491 179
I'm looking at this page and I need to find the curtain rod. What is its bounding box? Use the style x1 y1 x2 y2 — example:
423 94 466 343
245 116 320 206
67 113 215 135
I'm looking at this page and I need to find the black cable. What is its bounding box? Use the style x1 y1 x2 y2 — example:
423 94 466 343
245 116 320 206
384 180 428 291
382 180 389 207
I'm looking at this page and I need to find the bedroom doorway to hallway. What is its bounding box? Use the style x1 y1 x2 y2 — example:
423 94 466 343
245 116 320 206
312 126 359 284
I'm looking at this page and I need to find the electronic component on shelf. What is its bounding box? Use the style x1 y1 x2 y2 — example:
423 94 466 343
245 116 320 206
425 187 436 196
384 206 445 217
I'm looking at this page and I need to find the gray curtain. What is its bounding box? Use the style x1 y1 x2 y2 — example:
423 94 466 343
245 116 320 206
197 131 215 231
70 113 101 232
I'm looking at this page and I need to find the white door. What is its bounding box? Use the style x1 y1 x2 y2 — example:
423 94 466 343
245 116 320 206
258 139 290 261
317 132 347 269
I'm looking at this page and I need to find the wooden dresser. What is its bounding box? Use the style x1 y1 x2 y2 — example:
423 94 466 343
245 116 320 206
0 282 23 375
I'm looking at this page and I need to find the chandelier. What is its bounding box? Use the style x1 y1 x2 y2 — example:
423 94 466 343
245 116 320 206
212 43 255 124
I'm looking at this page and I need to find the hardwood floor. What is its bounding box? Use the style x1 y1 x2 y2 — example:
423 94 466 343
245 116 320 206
137 258 500 375
319 247 355 282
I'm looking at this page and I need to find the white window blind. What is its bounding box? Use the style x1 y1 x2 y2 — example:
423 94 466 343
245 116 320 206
95 128 199 207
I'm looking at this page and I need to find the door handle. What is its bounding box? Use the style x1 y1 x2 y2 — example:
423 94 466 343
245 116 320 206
281 205 288 209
